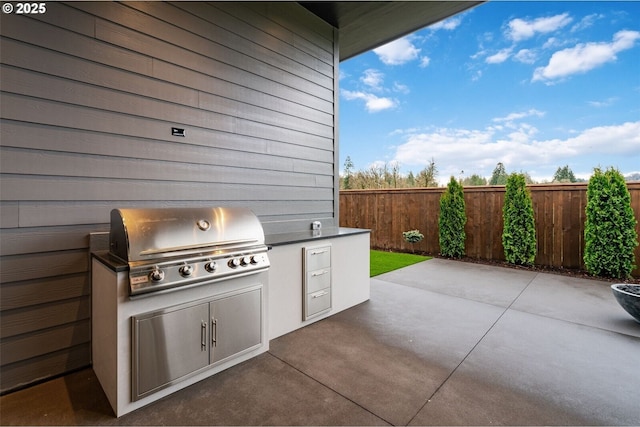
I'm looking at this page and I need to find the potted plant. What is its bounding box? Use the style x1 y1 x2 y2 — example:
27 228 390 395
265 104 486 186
611 284 640 323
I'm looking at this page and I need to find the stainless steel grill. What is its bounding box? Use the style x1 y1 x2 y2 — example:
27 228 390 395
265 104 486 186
109 207 270 297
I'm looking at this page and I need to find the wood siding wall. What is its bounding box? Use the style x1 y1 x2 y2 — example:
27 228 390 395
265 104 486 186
340 183 640 277
0 1 337 392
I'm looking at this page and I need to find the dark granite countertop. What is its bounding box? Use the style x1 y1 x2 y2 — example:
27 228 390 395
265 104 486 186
92 227 370 271
92 250 129 272
265 227 370 247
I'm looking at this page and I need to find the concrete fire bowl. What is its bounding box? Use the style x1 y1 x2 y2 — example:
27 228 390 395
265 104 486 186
611 284 640 323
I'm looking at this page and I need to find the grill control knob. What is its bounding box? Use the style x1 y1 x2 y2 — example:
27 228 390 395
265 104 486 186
250 255 259 264
240 256 251 266
228 258 240 268
179 264 193 277
149 269 165 282
204 261 217 273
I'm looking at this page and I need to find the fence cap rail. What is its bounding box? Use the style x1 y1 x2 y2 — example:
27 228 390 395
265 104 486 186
341 181 640 194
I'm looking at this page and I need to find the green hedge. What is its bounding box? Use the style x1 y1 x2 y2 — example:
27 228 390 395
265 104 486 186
502 173 536 265
584 167 638 279
439 177 466 258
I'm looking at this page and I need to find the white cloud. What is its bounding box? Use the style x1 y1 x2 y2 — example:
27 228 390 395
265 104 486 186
419 56 431 68
373 36 421 65
361 69 384 90
341 89 398 113
542 37 563 49
392 120 640 182
486 47 513 64
470 49 487 61
533 30 640 83
571 13 604 33
561 121 633 156
514 48 537 64
429 16 462 31
507 13 573 42
393 82 410 94
587 97 618 108
493 109 545 124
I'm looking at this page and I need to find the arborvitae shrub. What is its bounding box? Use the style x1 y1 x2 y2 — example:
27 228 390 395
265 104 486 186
502 173 536 265
439 176 466 258
584 167 638 279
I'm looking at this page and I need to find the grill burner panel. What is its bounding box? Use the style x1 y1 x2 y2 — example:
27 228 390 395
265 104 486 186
128 248 269 296
109 207 269 297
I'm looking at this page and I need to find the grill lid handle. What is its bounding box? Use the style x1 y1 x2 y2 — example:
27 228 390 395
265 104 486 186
139 239 259 256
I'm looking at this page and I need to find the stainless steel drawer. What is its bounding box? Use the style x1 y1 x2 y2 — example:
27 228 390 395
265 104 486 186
306 268 331 294
306 288 331 318
305 245 331 271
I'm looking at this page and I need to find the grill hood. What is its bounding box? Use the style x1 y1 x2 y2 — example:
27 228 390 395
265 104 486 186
110 207 265 264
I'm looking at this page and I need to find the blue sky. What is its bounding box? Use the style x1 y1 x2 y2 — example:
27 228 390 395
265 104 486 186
338 1 640 184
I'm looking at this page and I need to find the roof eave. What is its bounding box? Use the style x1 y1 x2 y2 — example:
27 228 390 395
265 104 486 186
301 1 484 61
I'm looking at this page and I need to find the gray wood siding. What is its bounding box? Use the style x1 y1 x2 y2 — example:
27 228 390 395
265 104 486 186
0 1 337 393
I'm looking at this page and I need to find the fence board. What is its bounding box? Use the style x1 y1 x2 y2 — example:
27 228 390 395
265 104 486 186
340 182 640 277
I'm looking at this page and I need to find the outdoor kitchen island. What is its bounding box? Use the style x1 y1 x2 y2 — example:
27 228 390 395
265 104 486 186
92 208 273 417
265 227 371 340
92 218 369 418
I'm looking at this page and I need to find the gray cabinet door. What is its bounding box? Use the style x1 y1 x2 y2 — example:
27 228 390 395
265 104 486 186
211 288 262 364
132 302 210 399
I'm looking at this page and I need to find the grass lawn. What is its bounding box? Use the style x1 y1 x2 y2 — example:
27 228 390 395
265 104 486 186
370 250 431 277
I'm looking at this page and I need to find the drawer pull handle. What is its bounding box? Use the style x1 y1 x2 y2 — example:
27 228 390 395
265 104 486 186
311 270 329 277
312 290 329 298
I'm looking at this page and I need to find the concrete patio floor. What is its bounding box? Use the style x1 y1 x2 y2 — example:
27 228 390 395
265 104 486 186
2 258 639 426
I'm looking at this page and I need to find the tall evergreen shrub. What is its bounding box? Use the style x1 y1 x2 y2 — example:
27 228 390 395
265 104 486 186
584 167 638 278
502 173 536 265
439 177 466 258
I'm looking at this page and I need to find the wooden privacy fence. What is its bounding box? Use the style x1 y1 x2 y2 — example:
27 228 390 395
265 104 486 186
340 182 640 278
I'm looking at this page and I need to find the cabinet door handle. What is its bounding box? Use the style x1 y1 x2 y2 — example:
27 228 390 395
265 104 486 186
211 318 217 347
311 270 329 277
311 249 328 255
201 321 207 351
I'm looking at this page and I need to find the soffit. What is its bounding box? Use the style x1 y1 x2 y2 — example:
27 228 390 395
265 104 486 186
300 1 483 61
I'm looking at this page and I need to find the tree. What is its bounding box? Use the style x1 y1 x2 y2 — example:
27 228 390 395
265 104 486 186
462 174 487 186
521 171 535 184
416 158 438 187
584 167 638 279
406 171 416 187
553 165 577 183
502 173 536 265
489 162 508 185
439 176 466 258
389 161 401 188
365 163 384 188
342 156 354 189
